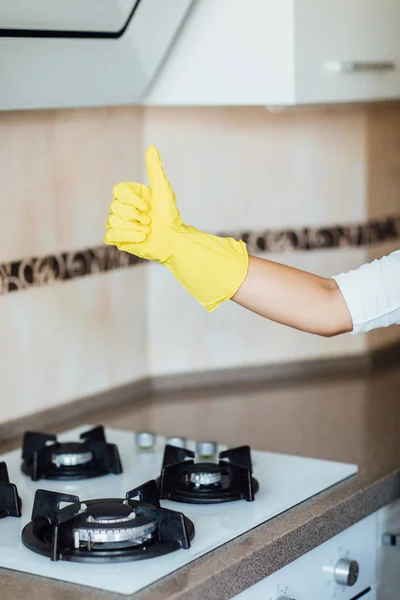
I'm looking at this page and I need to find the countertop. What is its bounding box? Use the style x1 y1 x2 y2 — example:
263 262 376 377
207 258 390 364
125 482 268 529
1 365 400 599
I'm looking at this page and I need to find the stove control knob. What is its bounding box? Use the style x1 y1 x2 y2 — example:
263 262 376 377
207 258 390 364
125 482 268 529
166 436 187 449
333 558 359 586
135 432 156 450
196 441 218 459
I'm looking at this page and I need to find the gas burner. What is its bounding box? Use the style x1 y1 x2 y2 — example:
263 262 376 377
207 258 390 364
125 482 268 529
22 480 195 562
0 462 22 519
189 464 222 487
21 425 122 481
158 444 259 504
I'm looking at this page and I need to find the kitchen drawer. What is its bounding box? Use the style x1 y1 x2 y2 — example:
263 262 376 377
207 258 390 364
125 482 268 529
377 499 400 600
295 0 400 104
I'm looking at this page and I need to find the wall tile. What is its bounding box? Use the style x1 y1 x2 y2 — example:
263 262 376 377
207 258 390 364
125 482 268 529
0 107 147 423
0 107 143 262
0 276 109 422
142 106 367 232
108 265 148 387
0 266 146 423
0 110 58 262
367 104 400 219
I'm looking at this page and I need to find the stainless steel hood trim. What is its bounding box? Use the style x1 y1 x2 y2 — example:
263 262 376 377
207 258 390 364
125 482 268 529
0 1 141 39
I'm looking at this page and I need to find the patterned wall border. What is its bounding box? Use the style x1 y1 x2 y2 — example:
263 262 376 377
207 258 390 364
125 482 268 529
0 245 140 295
224 214 400 253
1 214 399 295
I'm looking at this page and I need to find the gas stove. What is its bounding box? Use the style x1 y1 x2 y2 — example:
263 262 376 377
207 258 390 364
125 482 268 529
0 425 358 596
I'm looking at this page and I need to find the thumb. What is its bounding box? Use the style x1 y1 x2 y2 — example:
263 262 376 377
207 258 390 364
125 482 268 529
145 146 171 197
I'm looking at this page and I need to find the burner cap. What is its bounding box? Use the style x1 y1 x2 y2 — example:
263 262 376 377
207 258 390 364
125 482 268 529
185 463 222 488
73 501 158 549
51 442 93 468
84 501 132 521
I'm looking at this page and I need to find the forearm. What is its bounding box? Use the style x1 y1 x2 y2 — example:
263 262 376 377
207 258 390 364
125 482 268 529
232 255 353 337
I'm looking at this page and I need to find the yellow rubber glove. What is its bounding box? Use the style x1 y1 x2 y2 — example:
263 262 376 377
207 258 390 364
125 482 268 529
104 146 249 312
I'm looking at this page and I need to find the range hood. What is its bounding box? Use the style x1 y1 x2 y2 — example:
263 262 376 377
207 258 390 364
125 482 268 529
0 0 193 110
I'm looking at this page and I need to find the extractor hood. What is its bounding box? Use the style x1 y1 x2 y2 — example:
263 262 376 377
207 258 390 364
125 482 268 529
0 0 193 110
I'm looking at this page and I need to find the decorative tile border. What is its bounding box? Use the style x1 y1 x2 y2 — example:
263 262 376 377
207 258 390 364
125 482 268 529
0 245 140 295
222 214 400 254
0 214 399 295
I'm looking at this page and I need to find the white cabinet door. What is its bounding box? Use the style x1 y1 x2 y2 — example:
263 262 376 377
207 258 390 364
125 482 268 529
144 0 400 106
377 499 400 600
294 0 400 104
144 0 295 106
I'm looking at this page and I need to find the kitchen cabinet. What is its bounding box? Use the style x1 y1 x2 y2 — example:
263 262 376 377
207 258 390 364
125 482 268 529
144 0 400 106
377 498 400 600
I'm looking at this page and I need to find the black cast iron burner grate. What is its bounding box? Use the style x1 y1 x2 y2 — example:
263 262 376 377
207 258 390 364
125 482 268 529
21 425 122 481
0 462 22 519
22 480 195 562
158 444 259 504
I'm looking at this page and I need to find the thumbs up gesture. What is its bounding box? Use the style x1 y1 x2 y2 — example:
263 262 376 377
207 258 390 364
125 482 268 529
105 146 248 312
105 146 183 264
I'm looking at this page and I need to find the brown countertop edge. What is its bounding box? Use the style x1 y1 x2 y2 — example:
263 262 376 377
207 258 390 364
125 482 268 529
133 470 400 600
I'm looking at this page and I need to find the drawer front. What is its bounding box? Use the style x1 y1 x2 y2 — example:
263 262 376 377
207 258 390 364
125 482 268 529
294 0 400 104
377 499 400 600
233 513 377 600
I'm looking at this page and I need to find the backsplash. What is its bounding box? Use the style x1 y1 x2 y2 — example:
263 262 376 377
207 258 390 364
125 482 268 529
1 103 399 422
0 107 147 424
1 214 399 294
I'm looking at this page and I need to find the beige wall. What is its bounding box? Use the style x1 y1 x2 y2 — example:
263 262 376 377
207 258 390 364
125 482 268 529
0 103 399 423
0 107 147 423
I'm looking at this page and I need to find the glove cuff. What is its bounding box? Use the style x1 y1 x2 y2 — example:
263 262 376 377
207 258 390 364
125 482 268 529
163 225 249 311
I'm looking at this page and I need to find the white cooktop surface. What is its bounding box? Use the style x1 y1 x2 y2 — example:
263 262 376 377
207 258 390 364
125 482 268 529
0 425 358 596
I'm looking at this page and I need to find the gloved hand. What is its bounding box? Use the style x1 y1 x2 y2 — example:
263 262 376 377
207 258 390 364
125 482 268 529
104 146 249 312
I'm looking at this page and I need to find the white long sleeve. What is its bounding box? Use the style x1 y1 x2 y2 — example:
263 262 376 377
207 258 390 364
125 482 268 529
332 250 400 334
